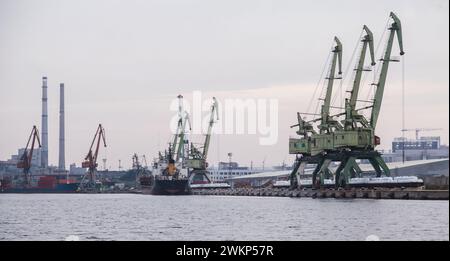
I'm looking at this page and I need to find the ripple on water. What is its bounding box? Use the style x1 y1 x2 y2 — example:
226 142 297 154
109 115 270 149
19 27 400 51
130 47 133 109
0 194 448 241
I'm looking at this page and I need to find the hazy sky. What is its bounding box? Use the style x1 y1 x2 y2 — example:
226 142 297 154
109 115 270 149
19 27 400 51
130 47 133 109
0 0 448 170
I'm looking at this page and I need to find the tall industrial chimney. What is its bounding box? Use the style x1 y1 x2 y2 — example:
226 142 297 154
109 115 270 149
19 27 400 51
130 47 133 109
41 76 49 168
58 83 65 170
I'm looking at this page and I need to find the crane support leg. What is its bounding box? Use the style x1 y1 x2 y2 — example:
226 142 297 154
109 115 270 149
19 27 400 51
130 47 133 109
334 160 345 188
314 158 332 188
311 161 322 189
297 161 307 188
336 156 360 188
289 159 301 189
368 156 390 177
290 160 309 189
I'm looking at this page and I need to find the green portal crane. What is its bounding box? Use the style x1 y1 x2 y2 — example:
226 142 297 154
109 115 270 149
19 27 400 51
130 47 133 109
309 37 344 155
289 37 343 156
333 12 404 187
288 37 343 188
186 97 219 184
289 12 405 189
172 95 191 162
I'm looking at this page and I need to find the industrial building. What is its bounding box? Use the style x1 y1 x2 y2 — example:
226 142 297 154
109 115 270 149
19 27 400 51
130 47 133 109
382 136 448 162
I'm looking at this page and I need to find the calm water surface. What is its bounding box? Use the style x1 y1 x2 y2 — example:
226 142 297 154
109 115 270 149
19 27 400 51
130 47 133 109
0 194 448 241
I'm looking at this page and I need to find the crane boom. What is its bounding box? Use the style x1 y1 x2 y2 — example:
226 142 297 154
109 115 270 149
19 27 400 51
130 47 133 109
82 124 107 170
185 97 220 174
175 112 191 161
80 124 107 191
343 25 376 130
202 97 219 159
349 25 376 109
319 37 342 133
171 95 192 161
370 12 405 129
172 95 184 154
17 126 41 186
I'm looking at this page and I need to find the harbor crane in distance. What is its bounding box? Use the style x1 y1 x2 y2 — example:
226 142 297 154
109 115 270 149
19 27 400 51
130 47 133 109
132 153 142 170
80 124 107 192
186 97 219 184
172 95 192 162
16 126 41 187
132 153 151 187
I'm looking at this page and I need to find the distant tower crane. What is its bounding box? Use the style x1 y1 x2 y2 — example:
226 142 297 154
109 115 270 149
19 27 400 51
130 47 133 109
401 128 443 140
16 126 41 187
80 124 107 191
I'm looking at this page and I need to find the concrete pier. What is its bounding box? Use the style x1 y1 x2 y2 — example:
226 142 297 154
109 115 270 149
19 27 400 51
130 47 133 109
192 187 449 200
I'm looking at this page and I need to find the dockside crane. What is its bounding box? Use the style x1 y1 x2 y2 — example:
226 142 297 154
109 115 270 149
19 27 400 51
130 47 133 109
288 37 343 188
172 95 191 162
16 126 41 187
332 12 404 187
80 124 107 191
186 97 219 183
132 153 142 170
132 153 151 186
289 12 405 189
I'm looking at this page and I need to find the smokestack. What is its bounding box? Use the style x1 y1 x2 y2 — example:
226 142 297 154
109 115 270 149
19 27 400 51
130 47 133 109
58 83 65 170
41 76 48 168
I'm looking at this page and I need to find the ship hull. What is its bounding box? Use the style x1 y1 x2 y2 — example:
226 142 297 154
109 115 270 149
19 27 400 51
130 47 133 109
142 179 191 195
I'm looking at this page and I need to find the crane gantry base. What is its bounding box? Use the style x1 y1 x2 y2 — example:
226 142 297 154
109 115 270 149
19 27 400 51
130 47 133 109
290 150 390 189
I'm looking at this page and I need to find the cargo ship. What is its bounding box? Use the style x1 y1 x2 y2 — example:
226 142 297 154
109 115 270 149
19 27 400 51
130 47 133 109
140 149 191 195
0 176 79 193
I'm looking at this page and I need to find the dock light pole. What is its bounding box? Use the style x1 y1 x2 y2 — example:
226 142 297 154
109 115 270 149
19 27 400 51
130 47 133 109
227 153 232 180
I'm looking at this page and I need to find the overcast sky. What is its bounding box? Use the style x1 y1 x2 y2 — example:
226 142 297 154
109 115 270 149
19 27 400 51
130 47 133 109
0 0 448 170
